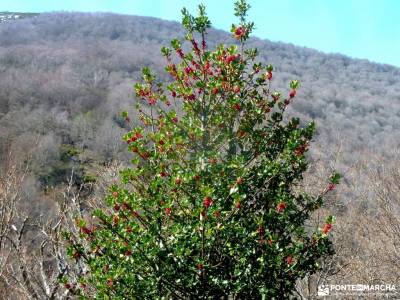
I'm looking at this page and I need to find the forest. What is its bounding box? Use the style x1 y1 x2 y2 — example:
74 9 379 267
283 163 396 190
0 11 399 299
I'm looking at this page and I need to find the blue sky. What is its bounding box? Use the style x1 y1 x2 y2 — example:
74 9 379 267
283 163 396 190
2 0 400 67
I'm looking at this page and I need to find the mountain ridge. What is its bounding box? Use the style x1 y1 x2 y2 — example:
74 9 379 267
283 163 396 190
0 11 39 23
2 11 399 70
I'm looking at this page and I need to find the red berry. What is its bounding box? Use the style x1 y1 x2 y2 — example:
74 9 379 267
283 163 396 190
175 178 182 185
148 97 157 105
212 87 219 95
203 196 213 209
266 71 272 80
328 183 335 191
81 226 92 235
184 66 193 74
213 210 221 218
172 117 178 123
130 132 143 142
237 130 246 138
276 202 286 213
258 226 265 236
294 144 308 156
225 54 236 64
233 103 241 111
322 223 333 234
286 256 294 265
272 93 280 101
107 279 113 287
114 204 120 211
234 26 245 39
171 91 177 97
140 152 150 159
121 202 130 210
165 207 172 215
289 90 296 98
233 85 241 94
187 93 196 101
191 39 199 51
113 215 119 224
176 48 184 58
235 201 241 209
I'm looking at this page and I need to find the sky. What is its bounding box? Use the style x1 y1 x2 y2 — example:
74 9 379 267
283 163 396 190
2 0 400 67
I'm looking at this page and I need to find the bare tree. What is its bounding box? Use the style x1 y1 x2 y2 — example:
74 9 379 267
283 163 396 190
0 153 92 299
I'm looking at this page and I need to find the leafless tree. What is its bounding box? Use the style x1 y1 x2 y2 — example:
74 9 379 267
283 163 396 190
0 153 94 299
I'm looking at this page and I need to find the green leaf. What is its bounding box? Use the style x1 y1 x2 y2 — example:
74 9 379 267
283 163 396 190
330 172 341 184
161 46 171 57
326 215 336 224
290 79 300 89
170 38 181 50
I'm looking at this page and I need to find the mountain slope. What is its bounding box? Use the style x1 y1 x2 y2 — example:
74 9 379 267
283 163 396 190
0 12 399 184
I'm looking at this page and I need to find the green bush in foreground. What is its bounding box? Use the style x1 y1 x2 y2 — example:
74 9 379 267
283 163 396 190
65 1 339 298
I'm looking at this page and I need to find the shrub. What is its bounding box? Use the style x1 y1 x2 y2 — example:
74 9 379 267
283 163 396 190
65 1 339 298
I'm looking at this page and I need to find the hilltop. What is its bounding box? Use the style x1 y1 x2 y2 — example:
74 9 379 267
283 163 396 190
0 11 39 23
